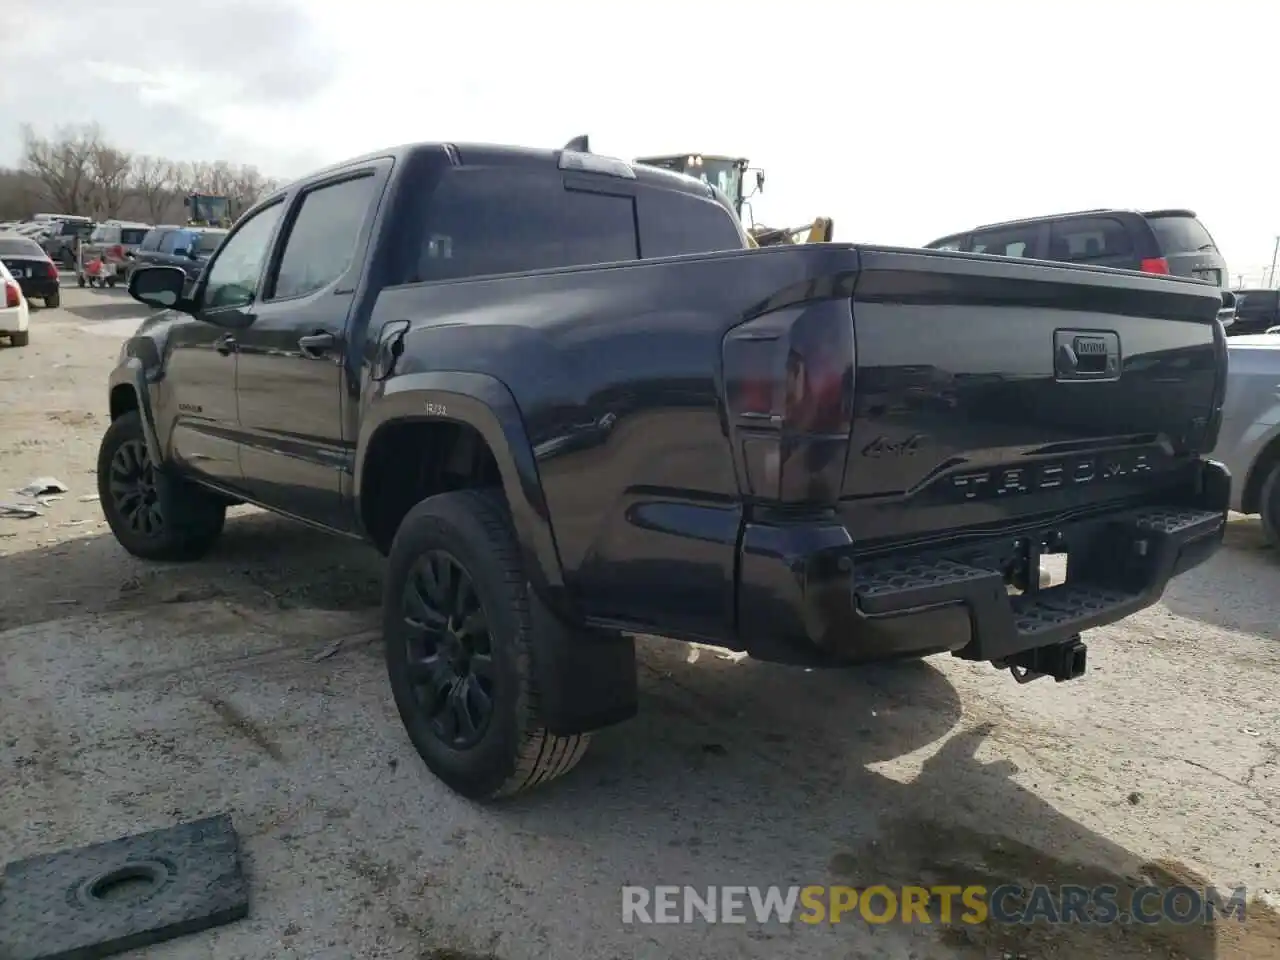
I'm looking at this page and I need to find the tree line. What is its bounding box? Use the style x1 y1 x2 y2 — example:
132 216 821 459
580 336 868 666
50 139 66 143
0 123 284 225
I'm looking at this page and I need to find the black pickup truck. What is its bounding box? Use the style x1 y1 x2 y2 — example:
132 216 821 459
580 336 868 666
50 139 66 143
101 140 1231 800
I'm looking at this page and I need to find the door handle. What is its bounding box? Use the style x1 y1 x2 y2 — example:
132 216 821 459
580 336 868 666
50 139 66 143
298 331 337 358
214 334 237 356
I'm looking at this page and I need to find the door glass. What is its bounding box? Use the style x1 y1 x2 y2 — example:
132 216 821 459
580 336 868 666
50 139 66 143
202 203 284 310
271 175 376 300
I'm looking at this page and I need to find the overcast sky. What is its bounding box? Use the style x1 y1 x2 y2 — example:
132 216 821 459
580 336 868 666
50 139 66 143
4 0 1278 281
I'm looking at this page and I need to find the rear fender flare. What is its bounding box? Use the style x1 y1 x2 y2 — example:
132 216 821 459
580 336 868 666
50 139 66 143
355 371 568 601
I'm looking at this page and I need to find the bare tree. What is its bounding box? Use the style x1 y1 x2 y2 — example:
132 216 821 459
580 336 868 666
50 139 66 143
228 164 273 218
19 123 101 215
7 121 286 225
128 155 173 224
87 144 133 219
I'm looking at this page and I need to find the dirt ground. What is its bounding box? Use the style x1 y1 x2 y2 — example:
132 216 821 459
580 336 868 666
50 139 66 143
1 283 1278 960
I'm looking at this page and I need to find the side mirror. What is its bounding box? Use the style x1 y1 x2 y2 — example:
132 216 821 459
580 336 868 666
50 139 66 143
187 248 200 260
128 265 191 313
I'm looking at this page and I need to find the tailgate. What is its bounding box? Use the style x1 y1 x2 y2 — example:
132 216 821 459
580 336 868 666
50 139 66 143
840 248 1225 547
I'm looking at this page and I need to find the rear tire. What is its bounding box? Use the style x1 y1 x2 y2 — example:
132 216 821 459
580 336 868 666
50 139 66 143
1260 463 1280 551
10 331 28 347
383 488 590 800
45 292 60 309
97 411 226 561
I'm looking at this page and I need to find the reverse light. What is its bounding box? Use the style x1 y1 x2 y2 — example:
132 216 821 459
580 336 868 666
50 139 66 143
4 282 19 308
722 299 854 504
1140 257 1170 275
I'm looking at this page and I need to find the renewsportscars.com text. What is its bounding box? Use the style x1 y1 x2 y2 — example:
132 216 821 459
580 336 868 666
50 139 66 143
621 884 1249 926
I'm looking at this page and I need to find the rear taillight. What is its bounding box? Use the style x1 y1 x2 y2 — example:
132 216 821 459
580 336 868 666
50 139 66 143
45 260 58 279
110 245 124 259
1140 257 1170 275
4 282 19 309
722 299 854 504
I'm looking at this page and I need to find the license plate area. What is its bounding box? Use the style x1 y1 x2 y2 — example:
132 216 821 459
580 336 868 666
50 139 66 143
1193 268 1221 285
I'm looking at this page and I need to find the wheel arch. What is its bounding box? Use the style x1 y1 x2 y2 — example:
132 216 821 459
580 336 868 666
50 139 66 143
1242 428 1280 515
355 371 568 603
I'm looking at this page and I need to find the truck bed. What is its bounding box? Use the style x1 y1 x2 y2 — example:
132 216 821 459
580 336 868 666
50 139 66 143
369 242 1228 668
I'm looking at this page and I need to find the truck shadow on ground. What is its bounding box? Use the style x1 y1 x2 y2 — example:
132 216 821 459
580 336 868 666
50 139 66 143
58 298 158 323
1 514 1277 959
1161 516 1280 642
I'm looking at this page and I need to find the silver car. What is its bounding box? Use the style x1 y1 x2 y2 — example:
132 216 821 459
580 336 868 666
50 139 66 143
1212 333 1280 545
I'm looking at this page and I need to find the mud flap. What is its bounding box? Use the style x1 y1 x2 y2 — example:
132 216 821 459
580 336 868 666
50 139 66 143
529 590 636 736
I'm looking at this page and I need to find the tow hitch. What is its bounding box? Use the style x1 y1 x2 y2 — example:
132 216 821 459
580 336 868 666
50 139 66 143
995 636 1088 684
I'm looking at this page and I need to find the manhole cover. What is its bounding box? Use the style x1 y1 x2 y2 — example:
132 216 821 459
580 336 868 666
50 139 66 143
0 813 248 960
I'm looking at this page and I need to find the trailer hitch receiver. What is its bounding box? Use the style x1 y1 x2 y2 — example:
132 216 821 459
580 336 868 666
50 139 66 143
997 637 1088 684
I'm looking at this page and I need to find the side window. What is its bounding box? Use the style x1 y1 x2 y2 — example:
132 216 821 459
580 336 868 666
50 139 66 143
271 175 377 300
637 187 746 257
202 202 284 310
162 231 189 254
971 227 1037 258
406 169 639 284
139 230 163 252
1048 217 1134 262
929 235 966 252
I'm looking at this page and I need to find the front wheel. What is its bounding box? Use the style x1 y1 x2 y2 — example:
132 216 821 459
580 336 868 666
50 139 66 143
383 488 590 800
96 411 227 561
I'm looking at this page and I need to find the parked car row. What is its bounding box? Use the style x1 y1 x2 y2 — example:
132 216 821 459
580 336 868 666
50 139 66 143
75 221 227 291
0 214 95 266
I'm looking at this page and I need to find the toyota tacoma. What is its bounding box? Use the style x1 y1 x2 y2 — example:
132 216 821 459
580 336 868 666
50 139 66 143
100 140 1231 800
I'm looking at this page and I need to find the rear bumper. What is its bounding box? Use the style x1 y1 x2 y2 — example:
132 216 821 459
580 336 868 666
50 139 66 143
17 276 58 299
736 459 1230 666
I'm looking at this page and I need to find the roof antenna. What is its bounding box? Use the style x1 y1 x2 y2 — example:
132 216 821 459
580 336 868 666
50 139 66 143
562 135 590 153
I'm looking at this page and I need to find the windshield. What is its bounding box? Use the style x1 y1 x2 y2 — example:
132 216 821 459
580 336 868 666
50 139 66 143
638 156 745 210
189 195 229 222
1146 214 1217 254
197 230 228 254
690 159 743 210
0 235 46 257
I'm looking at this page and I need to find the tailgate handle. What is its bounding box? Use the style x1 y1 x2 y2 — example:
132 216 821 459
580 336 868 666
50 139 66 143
1054 330 1120 382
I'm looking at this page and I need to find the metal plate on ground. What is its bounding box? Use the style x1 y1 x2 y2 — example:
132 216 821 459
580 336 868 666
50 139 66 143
0 813 248 960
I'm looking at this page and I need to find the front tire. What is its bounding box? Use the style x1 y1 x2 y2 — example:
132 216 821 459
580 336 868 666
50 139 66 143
97 411 226 561
383 488 590 800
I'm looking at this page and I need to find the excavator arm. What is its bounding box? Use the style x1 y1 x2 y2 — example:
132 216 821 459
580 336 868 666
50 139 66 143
747 217 834 247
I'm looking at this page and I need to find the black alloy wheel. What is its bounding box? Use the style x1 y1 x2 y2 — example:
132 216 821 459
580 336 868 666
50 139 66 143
107 437 164 539
401 550 496 750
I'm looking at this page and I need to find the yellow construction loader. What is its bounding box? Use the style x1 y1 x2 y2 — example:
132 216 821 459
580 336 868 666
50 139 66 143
562 137 832 247
631 152 833 247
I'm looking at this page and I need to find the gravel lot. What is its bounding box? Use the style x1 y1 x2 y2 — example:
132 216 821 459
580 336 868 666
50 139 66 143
1 282 1278 960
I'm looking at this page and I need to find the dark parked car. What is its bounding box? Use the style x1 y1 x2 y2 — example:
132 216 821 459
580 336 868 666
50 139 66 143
1225 289 1280 337
40 217 96 266
0 232 61 307
128 225 228 286
926 208 1229 284
104 140 1229 801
